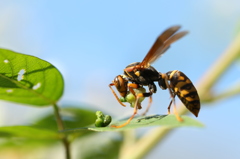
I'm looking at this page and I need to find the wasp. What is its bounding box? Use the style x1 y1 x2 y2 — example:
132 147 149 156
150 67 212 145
109 26 200 128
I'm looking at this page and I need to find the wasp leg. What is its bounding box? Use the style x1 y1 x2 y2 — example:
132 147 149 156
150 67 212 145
167 99 173 114
127 83 139 97
173 102 183 122
111 94 142 128
109 83 126 107
167 93 183 121
141 93 153 116
163 72 183 122
127 83 144 109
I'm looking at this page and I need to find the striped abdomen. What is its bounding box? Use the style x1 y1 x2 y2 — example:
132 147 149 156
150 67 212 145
167 70 200 117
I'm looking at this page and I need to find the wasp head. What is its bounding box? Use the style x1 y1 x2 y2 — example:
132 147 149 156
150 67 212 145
112 75 128 97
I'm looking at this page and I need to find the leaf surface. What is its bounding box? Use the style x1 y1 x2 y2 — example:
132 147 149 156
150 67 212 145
0 126 60 139
0 49 64 106
62 114 204 132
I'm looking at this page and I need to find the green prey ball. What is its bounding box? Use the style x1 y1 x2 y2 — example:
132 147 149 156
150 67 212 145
125 87 146 107
95 111 112 127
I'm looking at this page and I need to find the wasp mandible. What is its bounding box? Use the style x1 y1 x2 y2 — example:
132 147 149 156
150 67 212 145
109 26 200 128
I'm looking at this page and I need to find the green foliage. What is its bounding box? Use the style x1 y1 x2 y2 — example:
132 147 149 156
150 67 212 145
0 106 96 141
0 49 64 106
33 106 97 141
0 126 60 139
0 48 205 159
62 114 204 133
76 133 121 159
33 106 96 131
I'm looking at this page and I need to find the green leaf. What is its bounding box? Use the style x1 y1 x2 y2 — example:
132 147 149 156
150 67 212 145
62 114 204 133
76 133 121 159
0 48 64 106
32 106 97 139
0 126 61 139
33 106 96 131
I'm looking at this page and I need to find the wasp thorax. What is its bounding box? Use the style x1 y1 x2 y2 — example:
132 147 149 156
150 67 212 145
134 71 140 76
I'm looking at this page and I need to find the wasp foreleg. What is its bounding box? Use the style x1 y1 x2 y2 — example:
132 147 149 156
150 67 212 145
111 94 142 128
109 83 126 107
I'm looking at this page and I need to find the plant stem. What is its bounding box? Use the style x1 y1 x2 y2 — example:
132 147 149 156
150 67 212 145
208 82 240 102
197 33 240 93
53 104 71 159
119 130 136 158
121 32 240 159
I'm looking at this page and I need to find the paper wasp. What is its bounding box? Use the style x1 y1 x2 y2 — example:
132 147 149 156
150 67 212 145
109 26 200 128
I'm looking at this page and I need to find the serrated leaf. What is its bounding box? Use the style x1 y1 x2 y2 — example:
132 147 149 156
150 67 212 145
62 115 204 133
0 48 64 106
0 126 61 139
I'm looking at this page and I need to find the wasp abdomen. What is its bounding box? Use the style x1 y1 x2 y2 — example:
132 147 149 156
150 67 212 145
167 70 200 117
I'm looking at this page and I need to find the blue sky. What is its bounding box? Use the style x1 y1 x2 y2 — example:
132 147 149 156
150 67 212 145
0 0 240 158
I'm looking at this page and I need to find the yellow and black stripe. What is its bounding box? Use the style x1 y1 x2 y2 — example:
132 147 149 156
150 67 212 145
167 70 200 117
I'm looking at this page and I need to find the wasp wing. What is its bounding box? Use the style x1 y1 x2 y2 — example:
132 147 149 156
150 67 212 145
140 26 188 67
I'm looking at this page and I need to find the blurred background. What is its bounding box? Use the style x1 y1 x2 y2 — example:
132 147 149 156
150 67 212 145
0 0 240 159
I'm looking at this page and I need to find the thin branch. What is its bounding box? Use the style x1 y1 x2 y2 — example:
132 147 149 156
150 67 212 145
206 82 240 103
121 32 240 159
119 130 136 158
53 104 71 159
